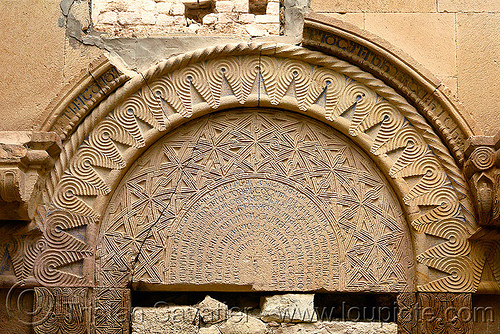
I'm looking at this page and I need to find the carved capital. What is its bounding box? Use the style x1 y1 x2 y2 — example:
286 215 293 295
0 131 61 220
464 133 500 228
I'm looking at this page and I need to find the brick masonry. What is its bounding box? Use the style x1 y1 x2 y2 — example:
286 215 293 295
92 0 281 37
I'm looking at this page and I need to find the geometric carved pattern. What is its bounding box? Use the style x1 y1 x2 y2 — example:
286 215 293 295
34 210 95 286
397 292 417 334
33 287 90 334
417 293 473 334
93 288 130 334
99 110 414 292
33 44 477 293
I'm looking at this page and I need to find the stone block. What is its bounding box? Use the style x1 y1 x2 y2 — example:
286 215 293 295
131 306 200 334
217 313 267 334
174 15 187 26
157 2 172 14
439 76 458 97
197 295 229 324
310 0 436 12
171 3 185 15
98 11 118 25
321 13 364 29
141 11 156 25
157 14 176 25
217 13 236 24
255 14 280 23
199 327 220 334
259 23 280 35
266 2 280 15
260 294 317 323
438 0 500 13
239 13 256 23
0 0 64 131
245 23 267 36
216 1 235 13
365 13 456 79
203 13 219 24
118 11 141 25
457 13 500 135
142 0 156 11
234 0 249 12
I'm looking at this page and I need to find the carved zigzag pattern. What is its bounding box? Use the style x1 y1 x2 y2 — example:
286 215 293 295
39 55 476 292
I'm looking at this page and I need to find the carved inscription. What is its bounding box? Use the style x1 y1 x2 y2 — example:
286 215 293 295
166 177 339 290
98 110 414 292
50 66 124 139
417 293 473 334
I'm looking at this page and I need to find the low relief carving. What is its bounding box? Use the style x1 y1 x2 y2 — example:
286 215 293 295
464 134 500 227
302 18 472 165
397 292 417 334
93 288 130 334
417 293 472 334
31 45 477 296
0 222 43 285
33 287 90 334
98 111 414 292
463 134 500 292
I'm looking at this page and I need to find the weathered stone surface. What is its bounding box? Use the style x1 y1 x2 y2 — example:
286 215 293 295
310 0 435 13
365 13 456 79
0 0 64 131
217 313 267 334
260 294 317 323
269 322 398 333
438 0 500 12
93 0 280 36
457 13 500 135
320 13 364 28
198 295 229 324
132 306 200 334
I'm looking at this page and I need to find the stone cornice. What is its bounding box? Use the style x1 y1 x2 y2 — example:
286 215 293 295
0 131 61 220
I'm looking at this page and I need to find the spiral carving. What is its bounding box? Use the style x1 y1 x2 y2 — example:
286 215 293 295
34 250 91 286
304 67 343 114
417 256 474 292
33 43 476 294
398 154 447 202
206 57 245 105
470 146 495 171
53 176 99 217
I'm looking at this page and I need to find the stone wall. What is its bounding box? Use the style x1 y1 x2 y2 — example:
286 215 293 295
92 0 281 37
310 0 500 135
1 0 499 135
132 294 398 334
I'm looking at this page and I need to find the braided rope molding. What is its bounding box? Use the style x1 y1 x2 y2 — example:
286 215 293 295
34 42 481 292
43 43 472 213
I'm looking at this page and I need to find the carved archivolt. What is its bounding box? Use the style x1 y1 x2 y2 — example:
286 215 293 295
26 43 486 293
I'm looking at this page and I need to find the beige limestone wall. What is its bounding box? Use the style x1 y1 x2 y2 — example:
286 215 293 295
0 0 103 132
0 0 499 136
311 0 500 135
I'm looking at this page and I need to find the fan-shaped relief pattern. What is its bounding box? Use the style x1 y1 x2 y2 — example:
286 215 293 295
36 48 476 293
97 111 414 292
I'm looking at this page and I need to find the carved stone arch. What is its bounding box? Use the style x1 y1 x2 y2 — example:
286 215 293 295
303 13 479 164
29 42 487 333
